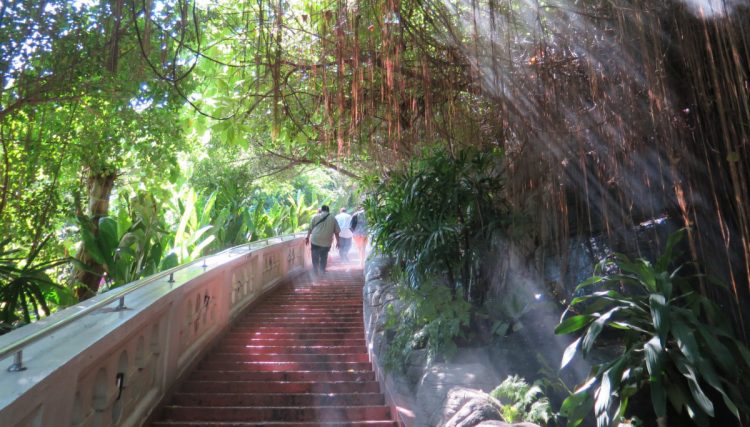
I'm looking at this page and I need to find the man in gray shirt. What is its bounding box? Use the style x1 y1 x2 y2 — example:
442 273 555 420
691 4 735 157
305 205 340 274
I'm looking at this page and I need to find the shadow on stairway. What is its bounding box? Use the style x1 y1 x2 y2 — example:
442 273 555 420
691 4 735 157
150 255 398 426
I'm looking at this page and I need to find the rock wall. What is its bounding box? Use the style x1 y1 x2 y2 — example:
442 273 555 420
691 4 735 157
363 257 545 427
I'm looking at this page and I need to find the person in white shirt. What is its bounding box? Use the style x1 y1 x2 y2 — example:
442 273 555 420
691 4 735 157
335 208 353 262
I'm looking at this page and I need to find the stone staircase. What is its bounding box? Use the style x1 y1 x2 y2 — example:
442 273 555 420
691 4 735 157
151 260 396 426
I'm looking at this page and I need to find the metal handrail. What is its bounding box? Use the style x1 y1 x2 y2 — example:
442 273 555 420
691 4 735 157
0 234 304 372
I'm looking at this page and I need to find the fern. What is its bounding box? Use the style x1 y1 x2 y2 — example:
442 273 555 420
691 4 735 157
490 375 555 426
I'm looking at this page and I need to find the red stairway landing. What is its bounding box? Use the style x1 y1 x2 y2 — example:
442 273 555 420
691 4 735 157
151 257 396 426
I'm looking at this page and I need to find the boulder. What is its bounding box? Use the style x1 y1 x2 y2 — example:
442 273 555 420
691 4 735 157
416 361 500 427
437 387 502 427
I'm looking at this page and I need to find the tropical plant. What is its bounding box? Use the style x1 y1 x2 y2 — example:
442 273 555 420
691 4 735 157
372 146 510 370
555 230 750 427
383 279 472 371
165 187 217 263
0 239 75 332
482 285 537 338
76 193 178 290
285 190 319 234
368 146 508 306
115 194 177 280
490 375 556 426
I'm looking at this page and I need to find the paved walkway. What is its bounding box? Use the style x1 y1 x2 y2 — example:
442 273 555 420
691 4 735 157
151 255 396 426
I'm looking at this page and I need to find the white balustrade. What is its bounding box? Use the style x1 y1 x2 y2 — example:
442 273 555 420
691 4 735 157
0 236 310 427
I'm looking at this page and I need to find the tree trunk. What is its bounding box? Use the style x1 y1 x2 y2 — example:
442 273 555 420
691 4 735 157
75 172 116 301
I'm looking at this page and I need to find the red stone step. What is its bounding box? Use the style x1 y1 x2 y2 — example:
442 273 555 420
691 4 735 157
235 321 362 328
214 345 366 354
225 331 365 340
171 392 385 406
251 307 362 312
180 380 382 394
189 370 375 382
208 353 371 363
199 360 374 372
222 338 365 347
232 326 363 334
257 303 363 309
242 313 362 323
258 304 361 309
265 296 362 300
245 313 362 320
160 405 392 422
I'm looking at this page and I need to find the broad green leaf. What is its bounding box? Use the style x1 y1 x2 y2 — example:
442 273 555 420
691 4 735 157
671 314 703 366
649 371 667 417
582 307 621 355
561 337 581 370
560 389 594 427
119 232 138 248
116 247 135 258
617 257 656 291
694 323 736 375
675 356 714 417
575 275 604 290
649 293 669 340
612 395 629 427
571 290 633 308
98 217 120 250
160 253 179 270
80 224 107 266
693 355 741 420
657 229 684 271
657 273 673 300
644 335 664 379
666 381 689 415
188 225 215 246
189 235 216 260
596 357 626 418
718 388 741 421
555 315 593 335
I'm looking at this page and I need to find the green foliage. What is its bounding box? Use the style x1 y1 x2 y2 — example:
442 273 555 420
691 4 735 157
78 193 174 289
481 283 538 338
491 375 556 426
0 239 74 332
555 230 750 427
166 187 218 264
368 146 508 305
383 279 472 371
372 146 509 370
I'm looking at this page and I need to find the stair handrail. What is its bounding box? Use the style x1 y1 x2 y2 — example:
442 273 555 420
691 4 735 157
0 234 303 372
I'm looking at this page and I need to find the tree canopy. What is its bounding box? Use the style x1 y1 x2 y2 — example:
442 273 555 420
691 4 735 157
0 0 748 337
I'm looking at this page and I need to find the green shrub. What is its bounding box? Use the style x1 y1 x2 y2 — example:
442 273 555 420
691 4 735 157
555 230 750 427
369 146 510 368
383 281 472 370
367 146 508 305
0 239 74 331
491 375 556 425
